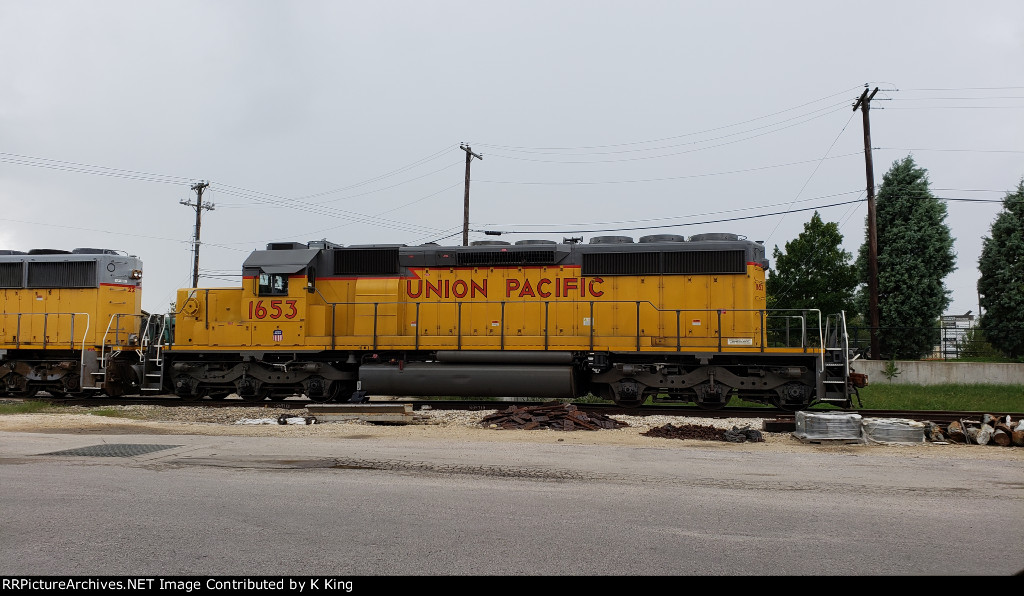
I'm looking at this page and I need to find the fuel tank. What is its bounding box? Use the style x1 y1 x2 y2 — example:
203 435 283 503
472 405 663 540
358 363 578 398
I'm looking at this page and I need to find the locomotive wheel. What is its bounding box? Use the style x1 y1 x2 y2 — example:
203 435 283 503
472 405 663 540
772 398 809 412
12 386 37 398
208 392 231 400
692 383 732 410
773 382 812 411
240 387 269 402
4 375 35 398
47 389 67 398
694 396 731 410
306 380 344 404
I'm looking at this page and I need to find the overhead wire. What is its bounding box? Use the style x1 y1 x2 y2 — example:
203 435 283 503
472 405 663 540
480 101 850 157
0 152 193 184
476 152 863 186
475 84 864 151
763 110 858 245
482 105 850 164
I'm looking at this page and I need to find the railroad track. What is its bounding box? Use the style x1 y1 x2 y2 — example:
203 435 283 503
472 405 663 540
17 394 1022 425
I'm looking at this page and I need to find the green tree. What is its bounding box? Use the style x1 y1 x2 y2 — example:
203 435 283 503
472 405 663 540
976 180 1024 358
767 211 857 317
856 155 956 358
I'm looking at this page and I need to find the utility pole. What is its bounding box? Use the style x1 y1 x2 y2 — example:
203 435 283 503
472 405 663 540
460 143 482 246
180 181 213 288
853 85 880 359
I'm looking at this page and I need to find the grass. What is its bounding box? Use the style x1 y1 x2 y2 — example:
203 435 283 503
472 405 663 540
574 384 1024 413
850 384 1023 413
0 400 142 419
0 400 55 415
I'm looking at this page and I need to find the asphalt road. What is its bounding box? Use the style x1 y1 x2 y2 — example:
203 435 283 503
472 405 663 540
1 430 1022 577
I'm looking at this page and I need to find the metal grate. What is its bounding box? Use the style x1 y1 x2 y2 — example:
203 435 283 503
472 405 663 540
581 252 659 276
39 444 182 457
663 249 746 274
27 261 97 288
333 248 400 275
582 249 746 276
457 250 555 266
0 262 23 288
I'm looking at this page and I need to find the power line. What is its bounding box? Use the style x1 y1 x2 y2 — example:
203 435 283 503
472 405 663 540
476 152 863 186
764 110 858 245
878 147 1024 154
479 102 850 156
478 198 867 236
0 152 193 184
474 85 863 151
482 106 849 164
291 145 458 200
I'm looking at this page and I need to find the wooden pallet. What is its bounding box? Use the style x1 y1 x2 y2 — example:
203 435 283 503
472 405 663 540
792 433 864 445
306 403 415 425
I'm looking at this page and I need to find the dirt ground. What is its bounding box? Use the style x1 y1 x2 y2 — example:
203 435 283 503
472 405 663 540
1 403 1022 461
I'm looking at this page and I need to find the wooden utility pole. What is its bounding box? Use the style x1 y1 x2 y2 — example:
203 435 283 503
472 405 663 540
180 181 213 288
460 143 482 246
853 86 880 359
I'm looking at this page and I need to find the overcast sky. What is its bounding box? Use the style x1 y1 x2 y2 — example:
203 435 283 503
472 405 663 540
2 1 1021 315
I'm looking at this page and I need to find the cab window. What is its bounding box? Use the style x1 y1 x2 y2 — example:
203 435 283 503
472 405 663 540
258 272 288 296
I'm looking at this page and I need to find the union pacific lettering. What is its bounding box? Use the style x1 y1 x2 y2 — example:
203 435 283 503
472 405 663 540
405 277 605 299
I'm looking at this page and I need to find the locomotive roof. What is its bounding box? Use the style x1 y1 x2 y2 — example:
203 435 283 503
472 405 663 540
0 249 143 289
242 248 320 274
244 234 768 277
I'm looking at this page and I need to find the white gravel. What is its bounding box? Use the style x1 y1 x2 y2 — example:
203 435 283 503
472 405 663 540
1 401 1021 461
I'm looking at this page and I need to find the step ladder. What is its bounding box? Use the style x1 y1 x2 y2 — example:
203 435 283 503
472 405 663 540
138 313 168 393
92 313 168 394
821 311 859 407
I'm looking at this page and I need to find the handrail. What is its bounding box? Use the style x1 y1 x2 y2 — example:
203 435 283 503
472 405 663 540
0 311 92 390
308 299 825 354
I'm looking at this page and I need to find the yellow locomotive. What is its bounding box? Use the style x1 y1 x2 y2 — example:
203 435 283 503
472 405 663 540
0 248 147 397
162 233 860 409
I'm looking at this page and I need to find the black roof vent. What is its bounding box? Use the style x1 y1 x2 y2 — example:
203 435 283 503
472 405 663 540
514 239 557 245
589 236 634 244
689 233 741 242
334 248 400 275
470 241 511 246
639 234 687 243
27 249 71 255
266 242 308 251
457 249 556 267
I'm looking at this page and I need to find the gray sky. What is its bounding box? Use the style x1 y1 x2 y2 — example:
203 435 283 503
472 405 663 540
2 0 1022 315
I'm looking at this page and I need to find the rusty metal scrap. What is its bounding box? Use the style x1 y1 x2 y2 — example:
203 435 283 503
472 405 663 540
641 423 727 441
641 423 765 442
481 403 629 431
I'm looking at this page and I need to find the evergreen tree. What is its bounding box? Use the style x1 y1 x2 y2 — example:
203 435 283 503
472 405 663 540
767 211 857 317
976 180 1024 358
856 155 956 358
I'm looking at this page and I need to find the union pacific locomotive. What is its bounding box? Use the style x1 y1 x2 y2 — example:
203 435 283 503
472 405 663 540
0 234 863 410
